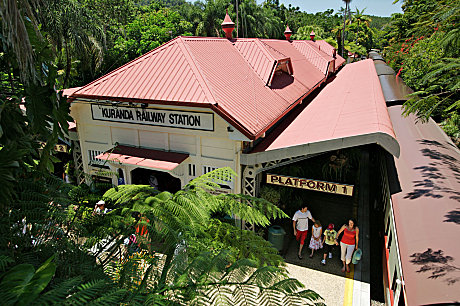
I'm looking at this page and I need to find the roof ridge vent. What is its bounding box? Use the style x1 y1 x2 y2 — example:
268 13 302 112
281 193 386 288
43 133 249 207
221 9 235 39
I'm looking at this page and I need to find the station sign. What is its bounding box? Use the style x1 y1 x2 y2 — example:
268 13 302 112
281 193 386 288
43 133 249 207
266 173 354 196
91 105 214 131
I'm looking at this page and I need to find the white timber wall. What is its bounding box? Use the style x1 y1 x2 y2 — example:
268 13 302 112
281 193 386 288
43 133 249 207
70 100 243 193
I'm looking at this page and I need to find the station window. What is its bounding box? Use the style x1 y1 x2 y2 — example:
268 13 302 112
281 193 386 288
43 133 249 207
188 164 196 177
203 166 217 174
88 150 109 169
202 165 233 189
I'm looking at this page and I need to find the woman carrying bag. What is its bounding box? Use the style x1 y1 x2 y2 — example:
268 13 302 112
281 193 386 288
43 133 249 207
335 218 359 273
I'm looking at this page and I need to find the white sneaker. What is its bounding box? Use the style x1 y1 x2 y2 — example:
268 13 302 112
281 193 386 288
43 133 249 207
328 252 332 259
321 259 326 265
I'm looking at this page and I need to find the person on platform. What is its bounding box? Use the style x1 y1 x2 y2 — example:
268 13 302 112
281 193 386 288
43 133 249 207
309 220 323 258
292 205 315 259
321 223 337 265
148 174 159 190
93 200 108 215
335 218 359 272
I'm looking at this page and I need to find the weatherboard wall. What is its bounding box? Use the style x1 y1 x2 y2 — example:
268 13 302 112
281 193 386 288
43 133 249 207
70 100 243 192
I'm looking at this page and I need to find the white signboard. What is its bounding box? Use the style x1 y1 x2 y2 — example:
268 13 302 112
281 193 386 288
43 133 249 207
91 105 214 131
266 173 354 196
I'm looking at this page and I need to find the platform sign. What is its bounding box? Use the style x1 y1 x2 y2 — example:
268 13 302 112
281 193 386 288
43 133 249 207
266 173 354 196
91 105 214 131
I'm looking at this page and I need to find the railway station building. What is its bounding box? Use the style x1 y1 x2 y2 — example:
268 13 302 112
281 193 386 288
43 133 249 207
65 13 399 232
64 14 460 304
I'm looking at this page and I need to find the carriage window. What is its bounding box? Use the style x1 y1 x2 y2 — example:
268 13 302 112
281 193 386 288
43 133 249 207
387 231 392 250
391 270 398 291
385 217 391 235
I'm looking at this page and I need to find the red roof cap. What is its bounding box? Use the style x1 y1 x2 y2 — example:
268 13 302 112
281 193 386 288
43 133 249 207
284 25 292 40
221 9 235 26
221 10 235 39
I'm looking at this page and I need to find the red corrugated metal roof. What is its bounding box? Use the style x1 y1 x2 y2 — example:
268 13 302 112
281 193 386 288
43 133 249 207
96 145 189 171
304 40 345 70
388 105 460 305
234 38 288 85
74 38 214 104
250 59 397 154
184 37 291 136
335 54 346 70
313 40 335 55
62 87 81 97
260 39 326 103
292 40 333 75
69 36 340 139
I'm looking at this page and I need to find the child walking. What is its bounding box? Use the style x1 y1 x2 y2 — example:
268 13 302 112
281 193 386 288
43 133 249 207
309 220 323 258
321 223 337 265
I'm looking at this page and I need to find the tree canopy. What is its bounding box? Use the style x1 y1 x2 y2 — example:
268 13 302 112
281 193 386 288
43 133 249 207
383 0 459 145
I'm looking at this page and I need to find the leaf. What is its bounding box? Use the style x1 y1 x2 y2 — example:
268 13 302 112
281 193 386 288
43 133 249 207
17 256 56 306
0 264 35 305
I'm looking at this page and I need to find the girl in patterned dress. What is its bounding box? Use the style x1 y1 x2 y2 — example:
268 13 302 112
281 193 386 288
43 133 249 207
309 220 323 258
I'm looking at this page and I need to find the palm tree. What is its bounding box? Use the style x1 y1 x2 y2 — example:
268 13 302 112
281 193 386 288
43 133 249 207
38 0 105 88
341 0 351 57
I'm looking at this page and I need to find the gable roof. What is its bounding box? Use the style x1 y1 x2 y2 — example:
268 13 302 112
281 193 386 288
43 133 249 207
69 36 339 140
73 37 215 104
233 38 289 85
292 40 334 75
242 59 399 164
305 40 346 70
260 39 326 103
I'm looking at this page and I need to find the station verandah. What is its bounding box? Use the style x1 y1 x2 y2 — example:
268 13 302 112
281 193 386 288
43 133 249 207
241 143 388 305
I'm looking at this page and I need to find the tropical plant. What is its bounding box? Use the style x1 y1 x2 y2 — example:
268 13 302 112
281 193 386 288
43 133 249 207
64 168 323 304
107 6 193 64
384 0 459 133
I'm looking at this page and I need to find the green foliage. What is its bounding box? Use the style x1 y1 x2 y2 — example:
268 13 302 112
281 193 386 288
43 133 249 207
368 15 391 30
0 256 56 305
440 112 460 146
259 185 281 205
384 0 459 134
107 7 193 64
292 25 326 40
0 259 127 305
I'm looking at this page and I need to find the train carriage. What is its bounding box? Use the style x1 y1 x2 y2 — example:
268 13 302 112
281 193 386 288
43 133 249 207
371 54 460 305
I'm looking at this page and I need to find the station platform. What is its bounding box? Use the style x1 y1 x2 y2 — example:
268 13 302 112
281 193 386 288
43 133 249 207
284 150 372 305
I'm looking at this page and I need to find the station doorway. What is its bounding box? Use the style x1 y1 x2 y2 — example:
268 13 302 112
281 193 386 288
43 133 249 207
131 168 181 193
259 148 362 276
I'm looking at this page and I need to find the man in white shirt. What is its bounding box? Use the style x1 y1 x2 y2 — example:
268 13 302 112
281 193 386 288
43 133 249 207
293 205 315 259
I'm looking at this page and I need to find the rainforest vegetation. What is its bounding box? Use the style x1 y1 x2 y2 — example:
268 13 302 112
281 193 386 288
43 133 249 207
0 0 457 304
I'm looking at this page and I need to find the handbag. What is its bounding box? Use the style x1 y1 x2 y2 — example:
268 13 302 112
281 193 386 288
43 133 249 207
352 248 362 264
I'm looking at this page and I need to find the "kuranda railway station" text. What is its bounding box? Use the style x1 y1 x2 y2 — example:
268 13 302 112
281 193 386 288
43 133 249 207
92 105 214 131
101 108 202 127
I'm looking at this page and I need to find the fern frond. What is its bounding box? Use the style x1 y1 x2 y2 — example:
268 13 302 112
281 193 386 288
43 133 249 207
0 255 14 272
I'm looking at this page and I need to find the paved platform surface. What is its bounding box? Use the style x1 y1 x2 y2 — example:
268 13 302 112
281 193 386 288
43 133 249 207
286 263 346 305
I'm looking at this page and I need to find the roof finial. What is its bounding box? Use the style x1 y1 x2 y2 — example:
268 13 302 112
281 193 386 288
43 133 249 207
310 31 316 41
221 9 235 39
284 25 292 41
